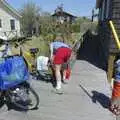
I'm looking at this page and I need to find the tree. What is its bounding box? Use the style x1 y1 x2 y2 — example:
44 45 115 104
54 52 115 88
71 17 92 33
20 1 41 36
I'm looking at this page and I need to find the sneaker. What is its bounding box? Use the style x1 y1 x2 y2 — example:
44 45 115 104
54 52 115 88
56 89 64 94
62 80 68 84
52 88 64 95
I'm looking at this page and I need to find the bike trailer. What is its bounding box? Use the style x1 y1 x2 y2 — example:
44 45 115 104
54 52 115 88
0 55 29 90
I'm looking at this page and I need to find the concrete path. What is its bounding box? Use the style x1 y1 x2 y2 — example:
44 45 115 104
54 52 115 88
0 60 116 120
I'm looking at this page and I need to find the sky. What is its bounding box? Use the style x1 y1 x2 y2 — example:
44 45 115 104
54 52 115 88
6 0 96 17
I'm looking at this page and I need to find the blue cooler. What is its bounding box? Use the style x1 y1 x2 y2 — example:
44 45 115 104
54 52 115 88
0 56 29 90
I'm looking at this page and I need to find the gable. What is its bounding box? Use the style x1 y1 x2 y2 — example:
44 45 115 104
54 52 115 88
0 0 21 20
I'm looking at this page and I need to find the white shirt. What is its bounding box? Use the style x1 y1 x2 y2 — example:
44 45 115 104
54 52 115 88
50 41 70 58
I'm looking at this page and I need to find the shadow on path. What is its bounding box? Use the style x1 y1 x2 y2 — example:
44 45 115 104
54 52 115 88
79 83 110 109
91 91 110 109
31 71 56 88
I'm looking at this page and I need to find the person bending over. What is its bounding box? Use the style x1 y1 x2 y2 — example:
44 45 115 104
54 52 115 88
53 47 72 93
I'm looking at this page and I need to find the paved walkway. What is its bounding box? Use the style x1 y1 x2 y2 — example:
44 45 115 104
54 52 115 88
0 60 116 120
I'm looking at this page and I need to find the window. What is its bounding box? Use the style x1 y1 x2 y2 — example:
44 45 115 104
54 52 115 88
98 8 102 20
101 0 105 21
98 0 109 21
10 19 15 30
106 0 110 18
0 19 2 28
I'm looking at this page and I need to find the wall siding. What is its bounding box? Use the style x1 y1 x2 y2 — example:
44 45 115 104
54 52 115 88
97 21 111 67
0 3 21 38
96 0 120 75
108 0 120 52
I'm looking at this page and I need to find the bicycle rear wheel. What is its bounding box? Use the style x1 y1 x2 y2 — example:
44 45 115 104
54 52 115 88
0 92 4 107
8 84 39 110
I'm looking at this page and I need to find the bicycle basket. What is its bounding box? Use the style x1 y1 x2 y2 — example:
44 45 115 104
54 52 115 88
0 55 29 90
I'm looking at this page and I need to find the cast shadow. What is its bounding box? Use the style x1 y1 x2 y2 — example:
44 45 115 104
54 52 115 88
0 100 29 112
79 84 110 109
32 71 56 88
91 90 110 109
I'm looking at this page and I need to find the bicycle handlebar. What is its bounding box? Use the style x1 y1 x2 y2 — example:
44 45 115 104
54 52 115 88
0 37 31 58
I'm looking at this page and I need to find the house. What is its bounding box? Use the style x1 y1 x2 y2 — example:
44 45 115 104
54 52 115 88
0 0 21 39
96 0 120 82
52 6 77 24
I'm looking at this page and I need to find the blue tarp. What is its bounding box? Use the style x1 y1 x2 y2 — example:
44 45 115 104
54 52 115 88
0 56 29 90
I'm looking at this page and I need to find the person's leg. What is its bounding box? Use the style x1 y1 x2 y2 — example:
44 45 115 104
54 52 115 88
54 64 62 89
61 63 67 81
63 69 66 81
61 69 69 84
62 62 71 82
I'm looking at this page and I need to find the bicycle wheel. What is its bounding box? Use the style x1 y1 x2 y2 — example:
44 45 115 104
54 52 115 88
8 85 39 110
0 92 4 107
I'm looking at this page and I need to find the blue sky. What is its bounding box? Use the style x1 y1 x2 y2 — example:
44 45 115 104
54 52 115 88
7 0 96 17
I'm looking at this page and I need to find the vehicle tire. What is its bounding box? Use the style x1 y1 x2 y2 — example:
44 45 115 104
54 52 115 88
8 84 39 110
0 93 4 107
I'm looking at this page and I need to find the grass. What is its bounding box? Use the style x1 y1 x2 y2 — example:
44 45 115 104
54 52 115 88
11 32 82 58
10 33 82 73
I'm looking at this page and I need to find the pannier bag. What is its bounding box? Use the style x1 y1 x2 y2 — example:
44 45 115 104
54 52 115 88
0 56 29 90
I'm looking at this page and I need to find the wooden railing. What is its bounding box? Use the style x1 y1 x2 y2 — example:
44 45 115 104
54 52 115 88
107 20 120 86
109 20 120 49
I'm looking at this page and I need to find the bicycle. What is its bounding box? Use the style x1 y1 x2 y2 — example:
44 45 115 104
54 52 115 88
0 37 39 110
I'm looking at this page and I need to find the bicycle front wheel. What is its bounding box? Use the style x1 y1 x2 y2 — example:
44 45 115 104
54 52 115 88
8 85 39 110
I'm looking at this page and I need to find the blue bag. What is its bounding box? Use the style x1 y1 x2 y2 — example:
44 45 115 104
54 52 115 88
115 59 120 82
0 56 29 90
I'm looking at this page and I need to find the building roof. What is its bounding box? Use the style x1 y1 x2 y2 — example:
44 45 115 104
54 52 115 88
96 0 103 8
0 0 22 18
52 11 77 18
